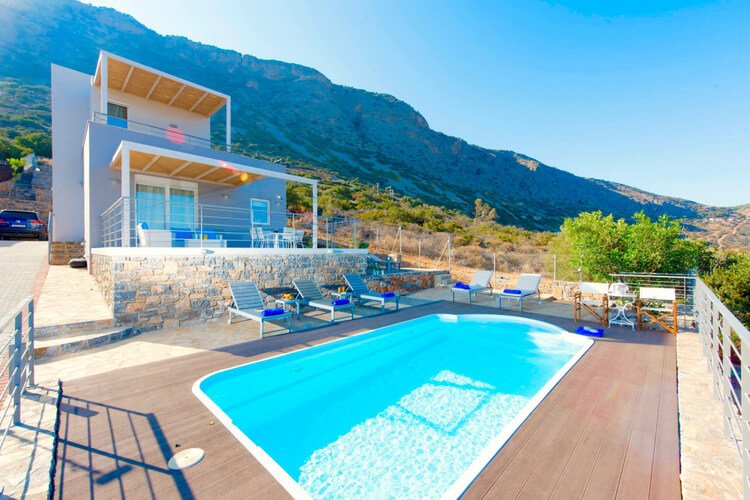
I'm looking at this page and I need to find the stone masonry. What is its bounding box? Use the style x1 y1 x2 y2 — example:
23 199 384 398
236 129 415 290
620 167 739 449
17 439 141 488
49 241 85 265
92 252 369 330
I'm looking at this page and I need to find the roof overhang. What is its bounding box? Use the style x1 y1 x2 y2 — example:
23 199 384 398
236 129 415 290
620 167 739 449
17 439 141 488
109 142 317 187
93 51 229 117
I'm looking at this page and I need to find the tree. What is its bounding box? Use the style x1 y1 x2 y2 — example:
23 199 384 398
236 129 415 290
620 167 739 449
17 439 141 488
473 198 496 224
548 210 709 281
704 250 750 326
14 132 51 158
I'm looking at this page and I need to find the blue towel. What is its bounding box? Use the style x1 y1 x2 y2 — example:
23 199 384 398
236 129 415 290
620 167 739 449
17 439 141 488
332 299 350 306
575 326 604 338
262 308 286 317
171 228 194 240
381 292 396 298
503 288 522 295
454 282 471 290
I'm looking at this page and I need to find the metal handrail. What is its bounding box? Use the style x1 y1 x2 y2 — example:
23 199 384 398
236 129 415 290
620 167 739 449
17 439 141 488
91 112 226 152
0 296 35 452
694 277 749 498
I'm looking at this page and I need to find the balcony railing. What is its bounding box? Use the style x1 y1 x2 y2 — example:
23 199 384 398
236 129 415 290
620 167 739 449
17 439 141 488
100 196 360 250
92 112 228 152
694 277 750 498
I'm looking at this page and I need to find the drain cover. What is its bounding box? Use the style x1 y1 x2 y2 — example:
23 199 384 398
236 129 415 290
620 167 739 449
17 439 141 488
168 448 205 470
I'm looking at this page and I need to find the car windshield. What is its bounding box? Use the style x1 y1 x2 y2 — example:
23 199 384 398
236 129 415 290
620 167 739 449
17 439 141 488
0 211 38 220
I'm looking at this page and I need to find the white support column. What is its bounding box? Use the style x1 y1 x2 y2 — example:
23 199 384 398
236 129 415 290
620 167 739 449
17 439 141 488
225 97 231 151
100 54 108 115
312 181 318 249
121 146 131 247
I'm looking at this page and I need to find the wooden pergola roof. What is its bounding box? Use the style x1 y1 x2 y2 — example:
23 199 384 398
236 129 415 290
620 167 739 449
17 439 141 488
109 142 319 189
93 52 228 117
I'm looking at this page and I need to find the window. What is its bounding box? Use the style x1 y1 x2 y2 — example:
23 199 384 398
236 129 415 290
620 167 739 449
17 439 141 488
107 102 128 129
251 198 270 225
134 176 197 230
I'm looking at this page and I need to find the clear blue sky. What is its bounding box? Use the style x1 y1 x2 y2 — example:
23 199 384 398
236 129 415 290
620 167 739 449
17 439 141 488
87 0 749 207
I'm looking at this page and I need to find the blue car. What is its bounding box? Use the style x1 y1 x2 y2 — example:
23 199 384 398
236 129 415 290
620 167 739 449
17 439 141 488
0 210 47 240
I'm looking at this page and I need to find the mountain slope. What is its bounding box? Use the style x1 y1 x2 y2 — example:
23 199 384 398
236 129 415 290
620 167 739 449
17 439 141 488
0 0 739 233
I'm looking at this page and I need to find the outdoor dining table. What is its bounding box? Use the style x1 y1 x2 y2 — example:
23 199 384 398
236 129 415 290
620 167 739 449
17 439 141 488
608 291 637 330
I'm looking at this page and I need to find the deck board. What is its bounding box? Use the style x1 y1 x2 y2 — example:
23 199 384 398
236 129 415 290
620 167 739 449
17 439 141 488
52 301 680 499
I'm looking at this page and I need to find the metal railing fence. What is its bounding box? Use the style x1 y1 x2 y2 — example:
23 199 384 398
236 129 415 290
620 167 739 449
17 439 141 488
92 112 216 150
0 297 35 452
100 196 359 250
694 277 749 498
609 272 697 328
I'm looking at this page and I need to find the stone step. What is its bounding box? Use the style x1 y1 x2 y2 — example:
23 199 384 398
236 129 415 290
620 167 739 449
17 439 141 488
34 325 137 359
36 318 115 338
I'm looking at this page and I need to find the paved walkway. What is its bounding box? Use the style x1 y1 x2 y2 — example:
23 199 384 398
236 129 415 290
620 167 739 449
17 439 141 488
0 241 48 323
36 266 112 328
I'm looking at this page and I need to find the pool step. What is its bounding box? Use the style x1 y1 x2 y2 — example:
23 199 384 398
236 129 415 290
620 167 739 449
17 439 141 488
34 325 138 359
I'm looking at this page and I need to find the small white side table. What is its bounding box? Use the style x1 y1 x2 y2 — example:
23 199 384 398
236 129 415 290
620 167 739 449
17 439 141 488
608 292 637 330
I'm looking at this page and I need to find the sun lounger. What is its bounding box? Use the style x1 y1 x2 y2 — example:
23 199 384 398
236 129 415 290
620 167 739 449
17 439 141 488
497 273 542 311
344 273 400 312
294 279 355 323
227 281 293 338
452 270 493 304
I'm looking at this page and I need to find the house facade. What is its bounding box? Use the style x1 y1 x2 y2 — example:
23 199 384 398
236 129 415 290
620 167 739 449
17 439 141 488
50 51 320 260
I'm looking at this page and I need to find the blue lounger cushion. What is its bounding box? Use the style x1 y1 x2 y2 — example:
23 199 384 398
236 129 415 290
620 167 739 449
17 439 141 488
502 289 523 295
332 299 350 306
262 308 286 317
172 228 194 240
380 292 396 298
575 326 604 338
138 222 149 229
454 282 471 290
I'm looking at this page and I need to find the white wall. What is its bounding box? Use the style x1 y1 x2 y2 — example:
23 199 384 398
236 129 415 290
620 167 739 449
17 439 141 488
91 86 211 141
50 64 92 242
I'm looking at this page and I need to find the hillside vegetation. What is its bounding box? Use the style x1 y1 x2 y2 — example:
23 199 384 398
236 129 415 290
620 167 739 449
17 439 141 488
1 0 746 240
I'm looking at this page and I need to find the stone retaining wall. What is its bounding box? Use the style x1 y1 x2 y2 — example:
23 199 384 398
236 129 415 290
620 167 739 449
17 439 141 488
92 252 370 330
49 241 85 265
364 270 443 293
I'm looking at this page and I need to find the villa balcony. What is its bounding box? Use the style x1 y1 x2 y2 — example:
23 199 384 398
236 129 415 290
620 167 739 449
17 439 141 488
99 196 360 251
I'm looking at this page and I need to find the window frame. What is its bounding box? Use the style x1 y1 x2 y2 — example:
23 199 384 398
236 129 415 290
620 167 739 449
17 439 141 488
250 198 271 226
134 174 199 229
107 101 129 129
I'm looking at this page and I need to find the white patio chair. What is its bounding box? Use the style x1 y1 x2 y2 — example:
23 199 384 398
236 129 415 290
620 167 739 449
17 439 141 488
451 270 493 304
497 273 542 311
637 287 678 334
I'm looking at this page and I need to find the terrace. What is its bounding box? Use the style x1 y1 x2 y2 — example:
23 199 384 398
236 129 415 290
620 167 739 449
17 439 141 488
0 270 744 498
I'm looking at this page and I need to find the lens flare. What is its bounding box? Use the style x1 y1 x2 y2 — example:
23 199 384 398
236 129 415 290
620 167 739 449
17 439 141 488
166 127 185 145
240 172 249 182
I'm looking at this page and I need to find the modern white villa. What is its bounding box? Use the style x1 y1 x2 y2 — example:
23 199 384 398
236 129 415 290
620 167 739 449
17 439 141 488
50 50 321 259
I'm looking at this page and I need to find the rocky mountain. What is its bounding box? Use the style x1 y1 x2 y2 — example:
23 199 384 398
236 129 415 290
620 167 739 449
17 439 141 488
0 0 744 239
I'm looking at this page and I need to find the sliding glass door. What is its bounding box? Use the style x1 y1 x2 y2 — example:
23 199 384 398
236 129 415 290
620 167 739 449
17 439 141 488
134 176 197 231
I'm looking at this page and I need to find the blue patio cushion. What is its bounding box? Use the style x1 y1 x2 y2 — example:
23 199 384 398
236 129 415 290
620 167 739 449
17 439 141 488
171 228 194 240
332 299 350 306
575 326 604 338
380 292 396 298
454 282 471 290
502 288 522 294
138 222 149 230
262 308 286 317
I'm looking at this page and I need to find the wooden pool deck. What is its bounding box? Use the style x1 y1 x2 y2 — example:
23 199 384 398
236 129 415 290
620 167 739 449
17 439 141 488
52 301 680 499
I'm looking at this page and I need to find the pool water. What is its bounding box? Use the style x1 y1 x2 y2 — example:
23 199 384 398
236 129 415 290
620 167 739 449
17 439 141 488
194 314 592 499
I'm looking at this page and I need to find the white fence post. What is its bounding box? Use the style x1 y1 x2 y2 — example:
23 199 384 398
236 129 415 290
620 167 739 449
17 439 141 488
12 311 22 424
27 301 34 387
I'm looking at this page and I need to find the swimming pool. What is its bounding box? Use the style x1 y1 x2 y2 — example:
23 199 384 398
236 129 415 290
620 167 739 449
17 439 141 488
193 314 593 499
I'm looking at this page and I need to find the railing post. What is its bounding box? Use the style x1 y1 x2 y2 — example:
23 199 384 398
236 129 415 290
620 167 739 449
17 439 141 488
12 310 22 425
721 315 733 438
199 204 204 248
352 219 357 249
553 254 557 283
448 237 452 272
28 300 34 387
712 299 722 399
741 331 750 500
